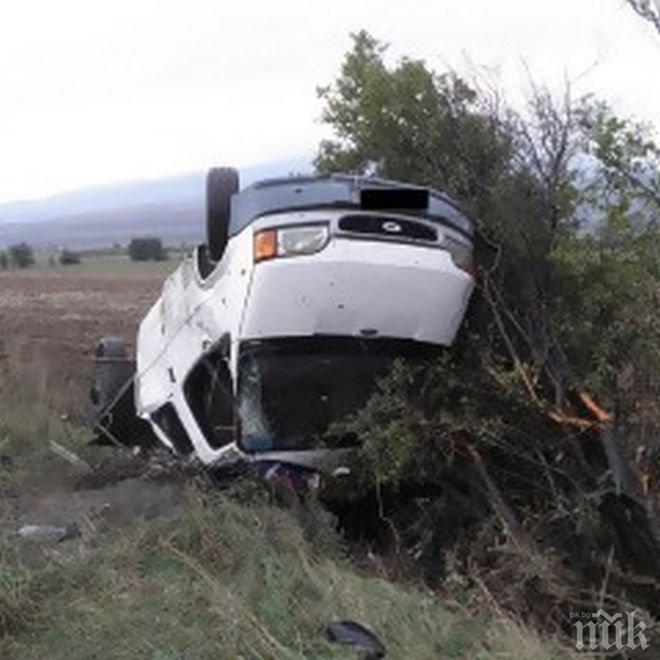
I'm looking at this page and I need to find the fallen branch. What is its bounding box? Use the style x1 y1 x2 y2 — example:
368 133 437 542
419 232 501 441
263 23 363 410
49 440 92 472
466 444 536 553
578 391 613 423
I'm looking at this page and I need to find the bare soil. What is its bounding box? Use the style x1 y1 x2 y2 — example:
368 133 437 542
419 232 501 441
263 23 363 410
17 475 183 529
0 260 171 415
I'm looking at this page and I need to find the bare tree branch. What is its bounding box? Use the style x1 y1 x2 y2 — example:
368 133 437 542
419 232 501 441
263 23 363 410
626 0 660 34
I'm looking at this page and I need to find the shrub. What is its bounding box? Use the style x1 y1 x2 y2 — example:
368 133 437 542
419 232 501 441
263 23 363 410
315 32 660 637
8 243 34 269
58 249 81 266
128 238 166 262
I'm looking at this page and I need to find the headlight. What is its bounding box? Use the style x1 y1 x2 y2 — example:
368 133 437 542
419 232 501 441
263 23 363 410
442 237 475 276
254 224 329 263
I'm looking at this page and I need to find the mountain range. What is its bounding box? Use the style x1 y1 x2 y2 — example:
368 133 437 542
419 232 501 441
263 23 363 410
0 157 312 250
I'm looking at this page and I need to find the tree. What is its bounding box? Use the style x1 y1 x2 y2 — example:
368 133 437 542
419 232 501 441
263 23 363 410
0 252 8 270
317 32 660 631
8 242 35 269
316 31 514 216
128 237 166 262
626 0 660 34
317 31 658 428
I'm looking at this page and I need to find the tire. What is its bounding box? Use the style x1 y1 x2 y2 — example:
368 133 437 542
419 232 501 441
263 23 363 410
90 336 133 411
206 167 239 261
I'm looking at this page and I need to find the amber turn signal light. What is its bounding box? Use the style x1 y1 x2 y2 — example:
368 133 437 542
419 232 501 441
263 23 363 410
254 229 278 262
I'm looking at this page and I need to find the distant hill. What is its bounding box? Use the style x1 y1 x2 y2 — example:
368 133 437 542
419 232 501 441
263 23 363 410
0 158 312 249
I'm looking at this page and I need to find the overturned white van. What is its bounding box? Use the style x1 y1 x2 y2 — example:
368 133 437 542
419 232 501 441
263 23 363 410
91 169 475 470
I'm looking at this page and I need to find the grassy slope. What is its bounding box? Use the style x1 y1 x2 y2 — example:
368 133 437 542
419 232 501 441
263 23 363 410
0 399 574 660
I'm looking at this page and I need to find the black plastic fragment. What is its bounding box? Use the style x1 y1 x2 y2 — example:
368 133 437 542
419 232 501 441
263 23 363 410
326 620 386 659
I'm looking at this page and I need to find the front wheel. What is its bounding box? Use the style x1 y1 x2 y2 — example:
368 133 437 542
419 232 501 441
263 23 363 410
206 167 239 261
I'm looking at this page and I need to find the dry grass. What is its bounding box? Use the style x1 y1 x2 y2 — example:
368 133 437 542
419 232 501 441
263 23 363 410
0 483 577 659
0 350 579 659
0 382 577 659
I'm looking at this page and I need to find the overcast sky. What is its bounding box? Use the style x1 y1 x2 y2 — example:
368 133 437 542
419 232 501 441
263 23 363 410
0 0 658 203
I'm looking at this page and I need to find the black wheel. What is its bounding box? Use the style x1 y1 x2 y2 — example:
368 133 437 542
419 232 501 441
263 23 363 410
90 336 133 410
206 167 239 261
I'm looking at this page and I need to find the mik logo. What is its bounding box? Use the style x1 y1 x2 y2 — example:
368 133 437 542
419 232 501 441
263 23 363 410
573 610 649 651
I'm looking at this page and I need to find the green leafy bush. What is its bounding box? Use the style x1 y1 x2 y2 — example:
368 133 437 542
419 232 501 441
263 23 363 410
8 243 34 269
315 31 660 636
128 237 166 262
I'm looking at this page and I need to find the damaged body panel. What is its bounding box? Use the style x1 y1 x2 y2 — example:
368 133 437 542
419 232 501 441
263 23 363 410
92 170 475 471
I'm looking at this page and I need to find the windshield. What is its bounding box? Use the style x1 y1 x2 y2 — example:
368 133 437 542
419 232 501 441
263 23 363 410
237 337 432 453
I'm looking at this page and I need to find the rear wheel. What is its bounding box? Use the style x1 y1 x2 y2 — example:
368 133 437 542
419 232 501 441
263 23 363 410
206 167 239 261
90 336 132 409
